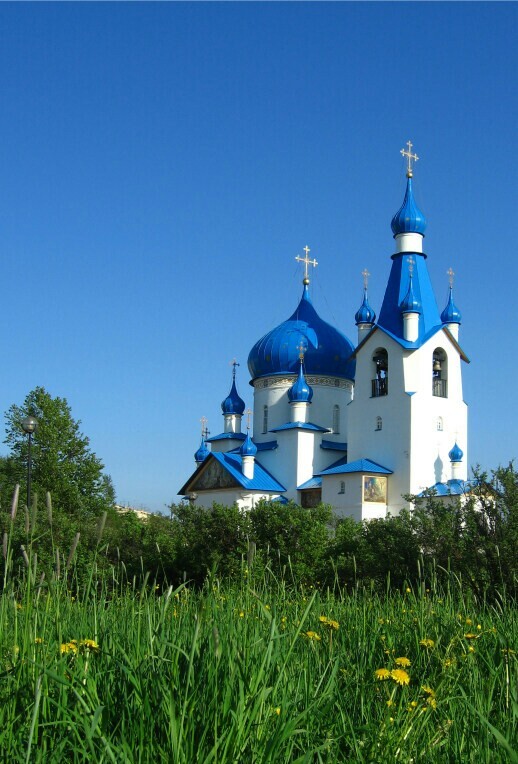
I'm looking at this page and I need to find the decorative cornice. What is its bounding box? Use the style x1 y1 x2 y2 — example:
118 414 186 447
253 375 352 391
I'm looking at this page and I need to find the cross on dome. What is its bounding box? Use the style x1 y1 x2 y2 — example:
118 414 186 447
362 268 370 289
245 408 253 430
230 358 240 379
295 245 318 285
400 140 419 178
447 267 455 287
200 416 209 439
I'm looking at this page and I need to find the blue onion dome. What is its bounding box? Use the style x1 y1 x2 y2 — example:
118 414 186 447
194 436 210 464
399 276 421 314
355 289 376 325
287 360 313 403
239 431 257 457
221 377 245 415
391 177 427 236
448 442 464 462
248 284 356 381
441 287 462 324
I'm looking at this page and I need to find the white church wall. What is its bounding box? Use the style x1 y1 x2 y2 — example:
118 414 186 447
191 489 275 510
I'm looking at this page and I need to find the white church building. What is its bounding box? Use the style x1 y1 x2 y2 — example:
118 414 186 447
179 145 470 520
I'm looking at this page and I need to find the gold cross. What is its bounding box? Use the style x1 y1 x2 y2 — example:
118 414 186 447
362 268 370 289
295 245 318 284
229 358 240 378
200 416 208 437
245 408 253 430
400 140 419 177
407 256 415 276
447 267 455 287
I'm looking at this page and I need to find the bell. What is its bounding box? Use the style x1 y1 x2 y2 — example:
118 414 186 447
433 358 442 372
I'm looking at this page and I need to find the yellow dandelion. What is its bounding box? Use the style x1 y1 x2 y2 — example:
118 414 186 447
390 669 410 686
34 637 43 644
386 699 395 707
421 685 435 697
375 668 391 681
443 657 455 668
427 697 437 709
477 624 482 630
60 642 78 655
419 638 435 648
468 646 475 653
406 587 411 593
395 657 411 667
465 617 472 626
80 639 99 650
239 611 245 618
305 631 321 642
501 648 515 655
274 707 281 715
464 633 479 640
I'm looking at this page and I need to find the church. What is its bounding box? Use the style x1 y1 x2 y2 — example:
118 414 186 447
179 144 470 520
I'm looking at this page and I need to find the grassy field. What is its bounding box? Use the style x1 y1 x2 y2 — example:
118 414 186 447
1 545 517 764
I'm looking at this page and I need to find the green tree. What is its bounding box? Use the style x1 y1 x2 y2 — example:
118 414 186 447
1 386 115 517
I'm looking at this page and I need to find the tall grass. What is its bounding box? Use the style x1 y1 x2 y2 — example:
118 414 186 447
1 493 517 762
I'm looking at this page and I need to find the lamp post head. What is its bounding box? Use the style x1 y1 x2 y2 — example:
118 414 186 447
21 416 38 435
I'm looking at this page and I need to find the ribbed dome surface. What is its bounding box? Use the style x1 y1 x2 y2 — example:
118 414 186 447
448 442 464 462
355 289 376 325
194 437 210 464
399 277 422 313
240 432 257 457
391 177 427 236
248 285 355 381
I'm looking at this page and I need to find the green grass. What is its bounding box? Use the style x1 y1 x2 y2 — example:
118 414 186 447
1 498 517 763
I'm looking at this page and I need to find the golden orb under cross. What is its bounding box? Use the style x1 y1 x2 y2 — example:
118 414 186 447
295 245 318 285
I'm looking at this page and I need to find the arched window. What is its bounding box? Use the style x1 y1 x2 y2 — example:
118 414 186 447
432 348 448 398
436 416 443 432
372 349 388 397
262 405 268 434
338 481 345 495
376 416 383 431
332 405 340 434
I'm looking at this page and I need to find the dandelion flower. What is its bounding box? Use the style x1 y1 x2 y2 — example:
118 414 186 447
427 697 437 709
395 657 411 667
406 587 411 593
80 639 99 650
319 615 339 630
419 638 435 648
390 669 410 686
464 633 478 640
239 611 245 618
305 631 321 642
60 642 78 655
421 686 435 697
375 668 391 681
274 707 281 715
386 699 395 707
34 637 43 644
465 618 472 626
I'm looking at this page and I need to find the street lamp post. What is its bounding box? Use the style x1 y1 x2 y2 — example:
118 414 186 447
21 416 38 509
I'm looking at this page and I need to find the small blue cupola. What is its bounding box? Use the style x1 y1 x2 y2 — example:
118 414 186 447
194 436 210 464
355 288 376 325
221 363 246 415
288 358 313 403
448 442 464 462
240 431 258 457
391 176 427 237
441 286 462 325
399 275 421 314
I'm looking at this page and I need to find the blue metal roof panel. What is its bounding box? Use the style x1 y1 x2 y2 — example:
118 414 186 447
318 458 393 476
297 476 322 490
320 440 348 451
418 479 473 497
211 452 287 492
206 432 247 443
270 421 330 433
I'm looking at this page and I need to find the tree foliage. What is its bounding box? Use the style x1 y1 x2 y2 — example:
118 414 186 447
1 386 114 517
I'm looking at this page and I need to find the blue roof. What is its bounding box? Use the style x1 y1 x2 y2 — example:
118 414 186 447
221 377 246 415
288 361 313 403
248 283 356 381
240 432 258 457
297 476 322 490
194 436 210 464
418 479 473 497
320 440 348 451
441 286 462 324
377 253 442 346
318 458 393 476
206 431 246 443
270 495 290 504
391 176 427 236
178 452 286 495
270 421 330 433
448 442 464 462
355 288 376 325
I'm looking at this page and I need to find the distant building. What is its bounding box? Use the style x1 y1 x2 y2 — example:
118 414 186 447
179 145 469 520
115 504 152 522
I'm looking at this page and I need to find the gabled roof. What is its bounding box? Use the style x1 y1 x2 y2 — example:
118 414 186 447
178 452 286 495
318 458 393 476
270 421 330 433
418 479 474 497
297 476 322 490
352 323 469 362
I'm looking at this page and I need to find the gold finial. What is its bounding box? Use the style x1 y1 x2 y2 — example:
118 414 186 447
447 267 455 288
295 245 318 285
200 416 209 439
362 268 370 289
407 256 415 276
245 408 253 430
230 358 240 379
400 140 419 178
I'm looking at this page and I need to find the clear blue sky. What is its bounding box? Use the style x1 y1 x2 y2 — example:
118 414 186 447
0 3 516 512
